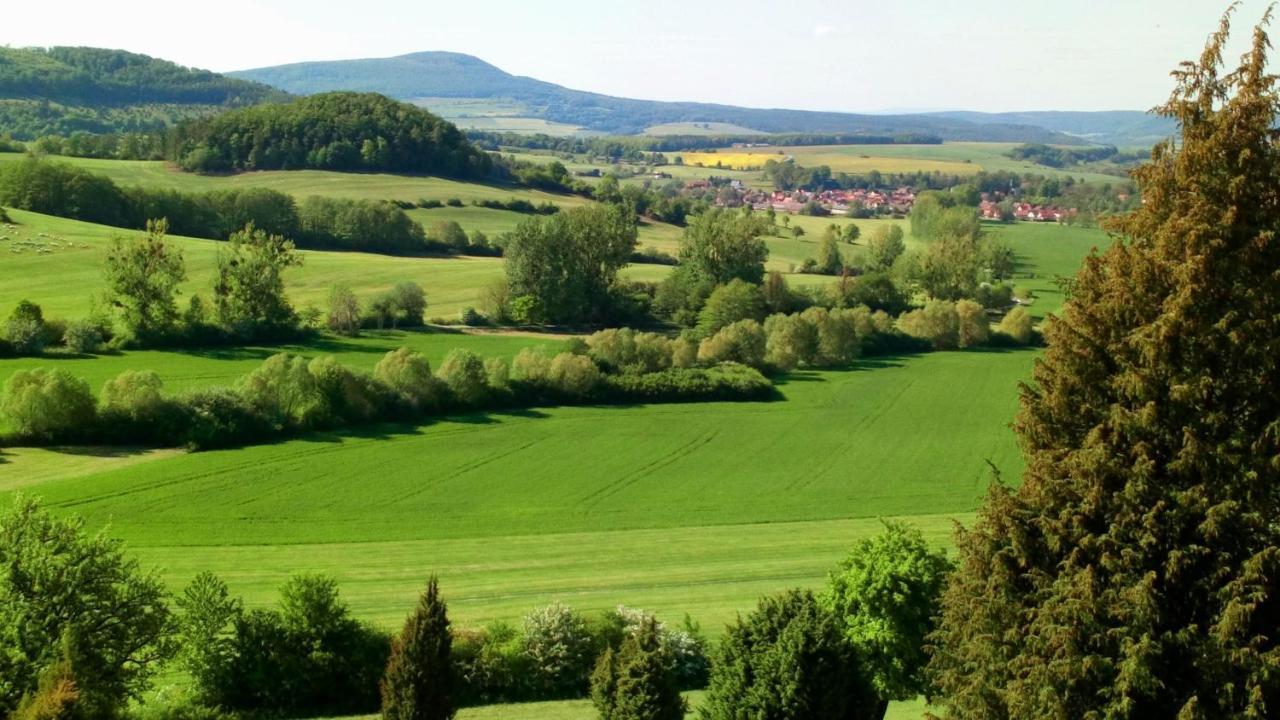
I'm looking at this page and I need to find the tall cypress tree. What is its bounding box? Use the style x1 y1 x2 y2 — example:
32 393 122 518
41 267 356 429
928 8 1280 718
381 577 454 720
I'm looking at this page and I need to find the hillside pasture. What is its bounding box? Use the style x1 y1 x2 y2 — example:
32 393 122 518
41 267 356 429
6 347 1025 630
0 151 594 207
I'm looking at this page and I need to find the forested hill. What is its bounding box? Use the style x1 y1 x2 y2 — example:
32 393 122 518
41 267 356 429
171 92 493 178
0 46 288 138
231 51 1077 142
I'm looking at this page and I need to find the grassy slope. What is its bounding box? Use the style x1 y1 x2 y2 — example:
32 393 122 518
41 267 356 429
0 152 592 207
0 208 509 319
8 348 1021 627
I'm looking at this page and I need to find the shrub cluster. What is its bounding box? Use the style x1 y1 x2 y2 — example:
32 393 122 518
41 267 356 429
454 603 709 707
1 335 776 450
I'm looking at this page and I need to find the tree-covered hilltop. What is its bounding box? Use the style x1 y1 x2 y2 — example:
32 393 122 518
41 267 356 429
170 92 493 177
0 46 288 139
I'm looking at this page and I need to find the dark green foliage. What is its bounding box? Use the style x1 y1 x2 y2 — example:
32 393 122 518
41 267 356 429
929 10 1280 718
0 496 173 718
381 577 455 720
591 620 686 720
179 573 389 716
503 205 637 324
0 157 130 226
700 590 876 720
0 46 284 139
172 92 491 177
179 388 274 450
174 572 241 707
696 279 765 336
298 196 426 254
0 46 283 108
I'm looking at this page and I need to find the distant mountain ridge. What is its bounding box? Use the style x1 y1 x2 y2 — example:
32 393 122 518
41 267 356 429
928 110 1175 147
232 51 1122 143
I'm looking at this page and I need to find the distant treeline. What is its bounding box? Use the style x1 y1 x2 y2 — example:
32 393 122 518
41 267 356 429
1007 143 1147 169
468 131 943 157
0 157 429 254
170 92 493 177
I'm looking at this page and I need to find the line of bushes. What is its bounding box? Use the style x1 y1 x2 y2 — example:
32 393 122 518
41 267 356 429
0 335 774 450
0 157 439 256
6 493 950 720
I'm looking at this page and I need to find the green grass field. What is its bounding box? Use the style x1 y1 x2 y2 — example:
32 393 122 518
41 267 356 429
6 347 1021 627
0 208 511 320
0 151 593 207
0 189 1108 719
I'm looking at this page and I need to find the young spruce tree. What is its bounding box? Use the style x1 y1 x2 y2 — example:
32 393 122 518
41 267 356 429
382 577 454 720
928 8 1280 718
591 618 686 720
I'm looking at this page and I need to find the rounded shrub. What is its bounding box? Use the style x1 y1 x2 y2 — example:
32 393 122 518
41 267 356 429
997 305 1034 345
375 347 440 410
696 319 766 369
523 602 595 698
61 320 104 355
548 352 602 397
1 368 96 440
700 590 875 720
437 348 489 407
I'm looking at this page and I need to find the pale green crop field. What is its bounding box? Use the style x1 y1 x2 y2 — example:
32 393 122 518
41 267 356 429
644 122 767 136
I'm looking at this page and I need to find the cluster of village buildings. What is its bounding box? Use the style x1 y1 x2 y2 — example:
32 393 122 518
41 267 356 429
673 177 1078 222
685 180 918 215
979 200 1075 222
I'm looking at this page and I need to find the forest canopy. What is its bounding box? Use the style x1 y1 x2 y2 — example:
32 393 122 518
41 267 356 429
170 92 493 177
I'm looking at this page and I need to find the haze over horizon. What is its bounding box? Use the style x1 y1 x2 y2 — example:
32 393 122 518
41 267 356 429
3 0 1271 114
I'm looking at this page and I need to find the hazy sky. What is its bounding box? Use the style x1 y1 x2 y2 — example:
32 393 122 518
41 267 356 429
3 1 1271 113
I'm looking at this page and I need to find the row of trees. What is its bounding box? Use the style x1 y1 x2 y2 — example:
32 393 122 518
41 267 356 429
1 219 306 356
1 494 948 720
0 158 434 255
0 333 775 449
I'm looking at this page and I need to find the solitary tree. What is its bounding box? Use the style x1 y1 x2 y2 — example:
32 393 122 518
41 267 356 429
929 10 1280 718
103 218 186 342
382 577 454 720
864 225 905 271
214 223 302 337
327 284 361 336
678 209 770 285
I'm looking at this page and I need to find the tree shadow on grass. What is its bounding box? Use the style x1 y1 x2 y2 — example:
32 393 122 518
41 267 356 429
40 445 162 459
285 422 427 446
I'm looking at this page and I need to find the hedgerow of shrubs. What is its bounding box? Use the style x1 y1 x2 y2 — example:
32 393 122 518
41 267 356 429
0 330 777 449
